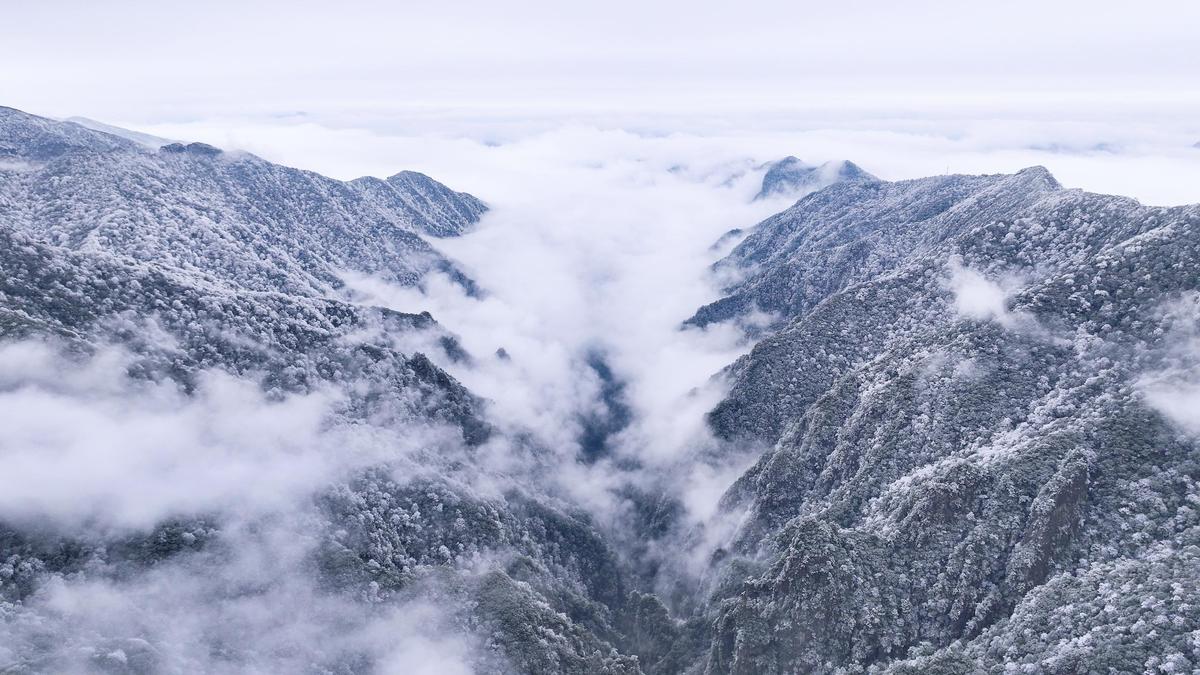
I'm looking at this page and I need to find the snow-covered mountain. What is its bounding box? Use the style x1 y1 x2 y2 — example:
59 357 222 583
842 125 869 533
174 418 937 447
0 107 486 297
1 104 1197 673
695 167 1064 329
754 156 876 201
0 106 650 674
694 165 1200 672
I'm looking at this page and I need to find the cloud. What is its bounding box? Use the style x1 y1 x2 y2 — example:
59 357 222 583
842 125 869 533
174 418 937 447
337 130 774 436
947 259 1014 322
0 158 39 172
944 257 1044 332
321 129 819 576
1138 291 1200 436
0 340 484 672
0 341 440 531
0 514 480 674
1143 382 1200 435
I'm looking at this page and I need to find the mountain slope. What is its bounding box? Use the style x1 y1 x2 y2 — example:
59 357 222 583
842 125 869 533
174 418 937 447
692 167 1200 672
64 116 176 148
0 221 486 438
0 106 486 297
692 167 1062 330
0 107 654 674
1 213 668 672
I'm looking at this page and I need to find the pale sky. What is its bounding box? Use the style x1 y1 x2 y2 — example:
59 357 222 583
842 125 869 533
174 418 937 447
4 0 1200 204
5 0 1199 123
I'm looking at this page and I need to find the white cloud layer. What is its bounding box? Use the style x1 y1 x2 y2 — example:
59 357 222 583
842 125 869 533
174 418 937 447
0 514 478 674
0 341 438 531
340 128 779 527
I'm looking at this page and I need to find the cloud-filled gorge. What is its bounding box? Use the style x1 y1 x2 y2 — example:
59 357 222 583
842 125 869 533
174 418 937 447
346 132 788 520
2 107 1200 674
0 121 800 673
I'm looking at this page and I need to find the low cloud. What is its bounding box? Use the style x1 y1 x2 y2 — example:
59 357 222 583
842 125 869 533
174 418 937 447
1143 382 1200 435
0 516 479 674
0 341 436 531
945 257 1038 331
1138 291 1200 436
0 158 39 172
341 127 778 474
0 340 484 672
947 259 1014 322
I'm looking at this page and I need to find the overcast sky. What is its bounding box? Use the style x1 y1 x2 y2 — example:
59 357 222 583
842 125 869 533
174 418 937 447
5 0 1199 123
4 0 1199 203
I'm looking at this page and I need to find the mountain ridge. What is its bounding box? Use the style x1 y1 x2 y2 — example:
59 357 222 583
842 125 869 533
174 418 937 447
692 163 1200 673
0 106 487 297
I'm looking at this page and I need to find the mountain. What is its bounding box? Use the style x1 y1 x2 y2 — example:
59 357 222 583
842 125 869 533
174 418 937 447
0 106 654 674
3 102 1198 673
0 235 650 672
690 166 1200 672
693 167 1061 330
350 170 491 238
0 106 486 297
754 156 877 201
0 220 487 438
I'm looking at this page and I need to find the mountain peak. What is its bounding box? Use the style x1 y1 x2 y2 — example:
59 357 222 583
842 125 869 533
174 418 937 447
1014 164 1060 188
832 159 874 181
386 169 437 183
755 156 877 201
